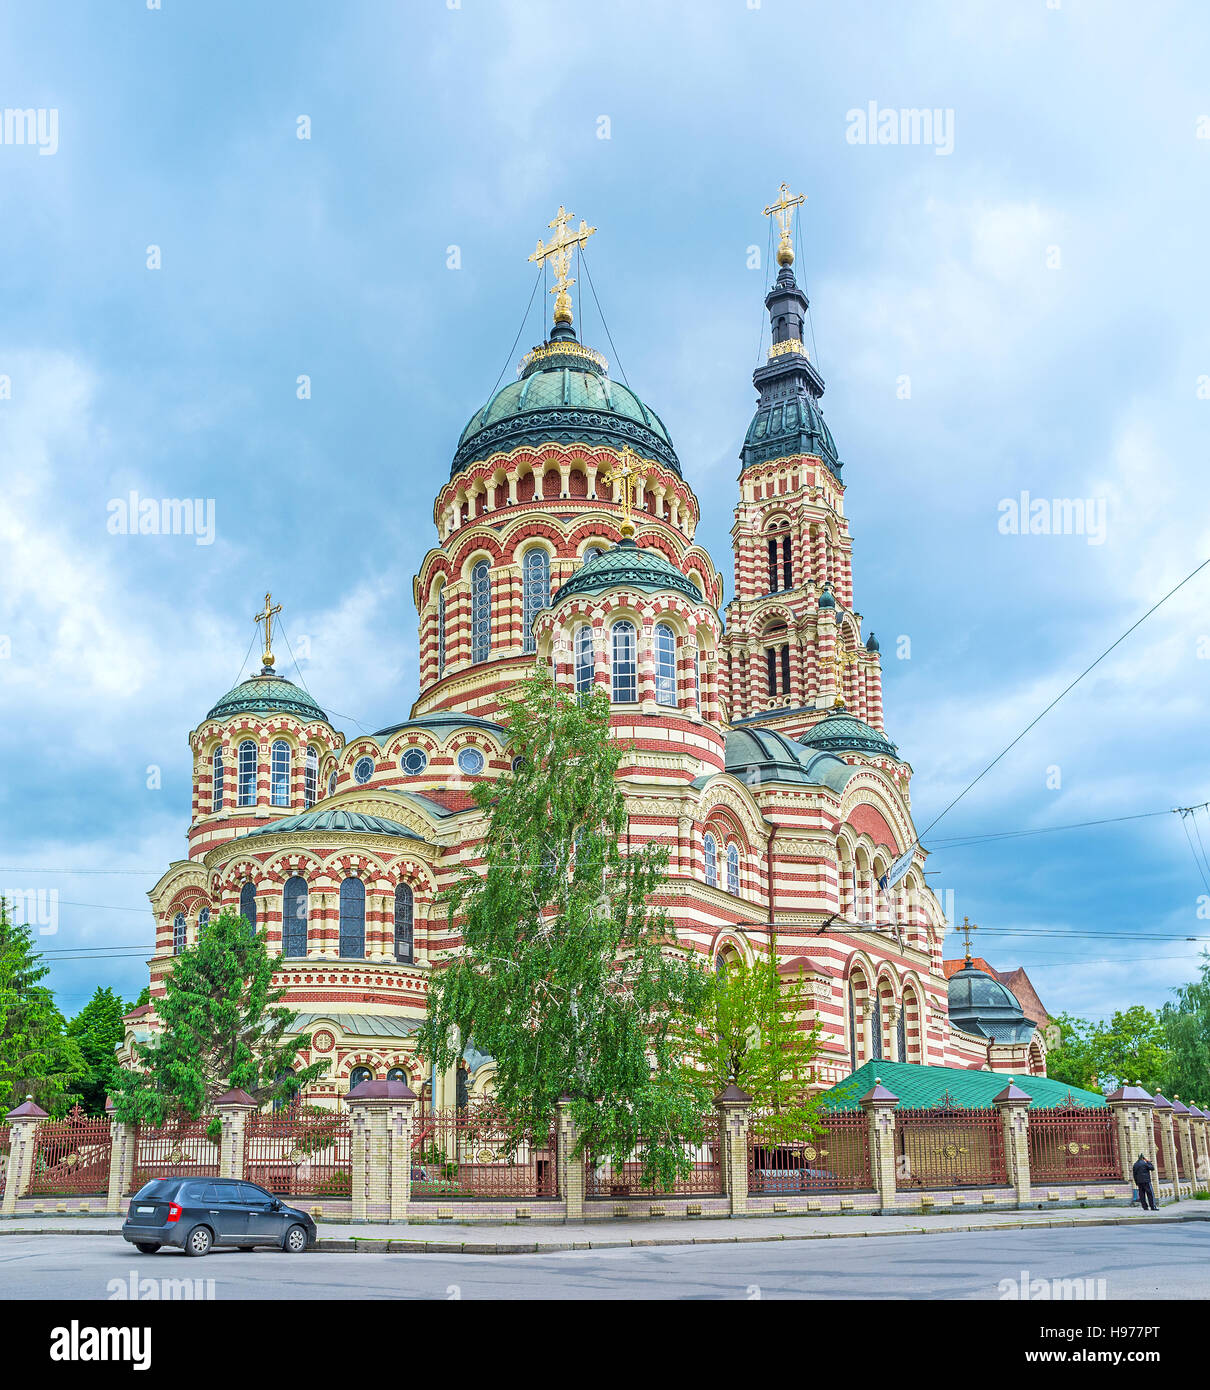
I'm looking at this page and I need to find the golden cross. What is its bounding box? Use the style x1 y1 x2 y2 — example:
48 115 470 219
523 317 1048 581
961 915 978 963
528 205 596 326
763 181 806 267
602 446 641 535
254 592 282 670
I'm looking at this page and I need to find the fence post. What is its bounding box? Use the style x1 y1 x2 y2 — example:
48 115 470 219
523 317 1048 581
104 1098 137 1214
214 1089 259 1181
859 1077 898 1212
388 1082 416 1223
556 1096 585 1222
994 1082 1032 1205
1189 1106 1210 1189
347 1079 413 1223
1171 1098 1196 1192
714 1084 752 1217
1105 1083 1154 1190
2 1099 48 1213
1150 1093 1178 1200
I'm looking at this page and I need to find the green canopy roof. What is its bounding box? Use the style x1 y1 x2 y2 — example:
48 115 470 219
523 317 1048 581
820 1060 1106 1111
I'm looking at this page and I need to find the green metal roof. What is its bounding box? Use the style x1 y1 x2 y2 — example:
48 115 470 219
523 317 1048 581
723 726 856 794
821 1060 1106 1111
553 538 703 604
800 709 899 759
242 809 425 840
206 671 328 724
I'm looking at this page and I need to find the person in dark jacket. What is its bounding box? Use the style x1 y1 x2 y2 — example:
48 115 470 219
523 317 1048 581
1133 1154 1157 1210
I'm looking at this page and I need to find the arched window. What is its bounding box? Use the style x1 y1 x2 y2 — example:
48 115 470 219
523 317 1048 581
339 878 365 958
848 981 858 1067
282 876 308 958
172 912 187 955
327 770 337 798
471 560 491 663
782 533 793 590
584 545 603 563
211 747 224 812
692 646 701 711
197 907 210 936
575 624 595 696
239 882 257 932
386 1067 408 1085
611 620 637 702
270 739 291 807
348 1066 373 1091
870 991 884 1061
436 583 447 677
655 623 677 706
237 740 257 806
521 548 550 654
304 747 318 808
726 842 740 895
767 534 779 592
896 1000 908 1063
703 832 718 888
394 883 414 965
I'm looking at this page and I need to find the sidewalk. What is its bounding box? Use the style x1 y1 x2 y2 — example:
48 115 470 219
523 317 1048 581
2 1199 1207 1253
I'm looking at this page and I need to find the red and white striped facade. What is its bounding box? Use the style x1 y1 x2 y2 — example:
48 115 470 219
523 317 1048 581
133 274 1044 1105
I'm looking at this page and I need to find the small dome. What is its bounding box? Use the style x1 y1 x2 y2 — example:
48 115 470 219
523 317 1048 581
817 582 837 610
243 809 424 840
801 710 899 760
206 672 327 725
865 631 880 653
450 328 680 479
724 726 856 793
948 962 1035 1044
552 538 702 604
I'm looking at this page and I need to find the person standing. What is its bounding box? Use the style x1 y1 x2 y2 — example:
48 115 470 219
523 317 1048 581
1133 1153 1158 1210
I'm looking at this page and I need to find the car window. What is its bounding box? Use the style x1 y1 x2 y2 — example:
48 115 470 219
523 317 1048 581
210 1182 244 1203
133 1180 175 1200
179 1182 211 1203
239 1183 272 1203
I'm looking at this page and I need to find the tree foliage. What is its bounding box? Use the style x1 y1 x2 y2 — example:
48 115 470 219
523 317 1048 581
66 986 130 1115
109 910 328 1123
418 670 712 1186
1160 953 1210 1106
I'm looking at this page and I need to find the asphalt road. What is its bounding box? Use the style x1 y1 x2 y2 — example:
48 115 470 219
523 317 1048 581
0 1224 1206 1299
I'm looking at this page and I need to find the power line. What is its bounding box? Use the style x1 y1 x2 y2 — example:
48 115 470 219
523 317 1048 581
925 803 1209 851
578 247 629 388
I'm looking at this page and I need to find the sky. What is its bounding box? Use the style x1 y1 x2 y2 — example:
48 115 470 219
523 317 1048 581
1 0 1208 1025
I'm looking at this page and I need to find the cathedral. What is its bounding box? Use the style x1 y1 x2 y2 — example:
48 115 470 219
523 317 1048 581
127 189 1047 1108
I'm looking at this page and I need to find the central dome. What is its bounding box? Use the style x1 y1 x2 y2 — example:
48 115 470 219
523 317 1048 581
450 325 680 478
206 671 328 725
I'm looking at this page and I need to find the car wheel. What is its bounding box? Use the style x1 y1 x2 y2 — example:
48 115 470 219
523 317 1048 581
184 1225 213 1258
283 1224 308 1254
134 1243 160 1255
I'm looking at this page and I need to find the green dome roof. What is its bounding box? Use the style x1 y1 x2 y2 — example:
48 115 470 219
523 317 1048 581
742 390 839 475
450 327 680 478
243 809 424 840
553 538 703 605
947 962 1035 1044
206 671 328 724
723 727 856 794
800 709 899 759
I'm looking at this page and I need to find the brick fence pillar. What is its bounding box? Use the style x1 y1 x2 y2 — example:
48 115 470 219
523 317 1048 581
105 1098 137 1214
1171 1098 1197 1193
347 1078 415 1223
715 1084 752 1216
214 1088 259 1181
2 1099 48 1213
859 1077 899 1212
1189 1106 1210 1189
1150 1093 1179 1201
556 1097 585 1222
1105 1083 1154 1191
994 1082 1032 1205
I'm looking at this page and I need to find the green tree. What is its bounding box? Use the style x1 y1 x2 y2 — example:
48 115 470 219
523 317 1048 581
1090 1004 1170 1094
678 952 824 1140
1160 954 1210 1107
109 910 328 1123
66 986 129 1115
419 670 712 1187
0 898 87 1115
1042 1012 1099 1093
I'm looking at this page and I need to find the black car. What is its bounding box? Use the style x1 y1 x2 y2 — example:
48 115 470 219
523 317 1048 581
121 1177 318 1257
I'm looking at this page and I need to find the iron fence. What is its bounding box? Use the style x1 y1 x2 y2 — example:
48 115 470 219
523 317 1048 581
1152 1114 1169 1178
586 1114 723 1198
411 1107 557 1199
748 1109 873 1193
1028 1106 1119 1184
245 1109 352 1198
27 1105 112 1195
897 1104 1008 1189
131 1118 221 1191
0 1123 10 1198
1174 1124 1189 1181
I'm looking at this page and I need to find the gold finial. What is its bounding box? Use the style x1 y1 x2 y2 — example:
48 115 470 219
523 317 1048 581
820 643 858 707
254 592 282 671
763 181 806 267
961 915 978 964
528 205 597 326
602 446 641 537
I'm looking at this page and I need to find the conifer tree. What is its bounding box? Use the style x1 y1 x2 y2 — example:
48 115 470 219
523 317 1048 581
66 986 129 1115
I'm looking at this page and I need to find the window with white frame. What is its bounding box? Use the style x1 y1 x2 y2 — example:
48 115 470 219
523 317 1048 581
436 583 446 677
521 548 550 654
237 740 257 806
703 831 718 888
611 620 637 702
726 842 740 895
304 747 318 808
270 739 291 807
655 623 677 706
575 623 594 695
172 912 187 955
211 746 224 811
471 560 491 663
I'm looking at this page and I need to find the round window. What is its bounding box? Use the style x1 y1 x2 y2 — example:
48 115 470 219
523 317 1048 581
353 756 375 784
400 747 428 776
327 771 337 796
511 755 528 773
457 747 485 776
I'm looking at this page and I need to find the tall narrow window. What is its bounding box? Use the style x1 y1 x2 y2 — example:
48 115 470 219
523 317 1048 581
767 536 778 591
767 647 777 695
521 548 550 654
782 534 792 590
870 994 884 1061
239 882 257 932
436 583 446 677
237 740 257 806
703 832 718 888
339 878 365 958
575 623 594 695
211 747 224 812
172 912 187 955
611 621 637 702
304 747 318 809
692 645 701 711
197 907 210 935
726 842 740 895
848 981 858 1067
780 643 791 696
394 883 414 965
655 623 677 706
896 1001 908 1063
282 876 308 958
471 560 491 663
270 739 291 807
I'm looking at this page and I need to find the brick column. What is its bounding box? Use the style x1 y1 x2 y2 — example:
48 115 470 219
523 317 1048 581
1172 1098 1196 1192
1105 1083 1154 1186
348 1078 416 1223
1151 1093 1178 1200
556 1097 585 1222
860 1078 898 1211
1189 1105 1210 1188
105 1099 137 1214
214 1088 259 1181
715 1084 752 1216
994 1082 1032 1205
2 1099 48 1213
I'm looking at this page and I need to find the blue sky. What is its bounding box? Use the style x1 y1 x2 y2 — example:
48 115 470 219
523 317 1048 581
1 0 1208 1023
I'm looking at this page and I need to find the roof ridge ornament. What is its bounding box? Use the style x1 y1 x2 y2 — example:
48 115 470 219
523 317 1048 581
253 592 282 673
763 181 806 268
528 204 596 327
